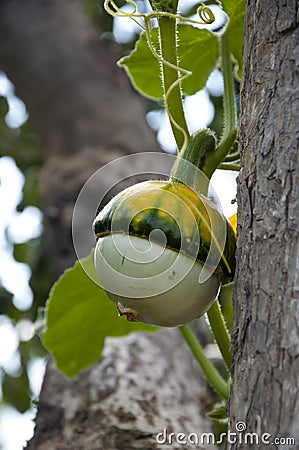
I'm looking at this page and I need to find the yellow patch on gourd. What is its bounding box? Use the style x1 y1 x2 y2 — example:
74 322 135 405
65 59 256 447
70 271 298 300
229 213 237 234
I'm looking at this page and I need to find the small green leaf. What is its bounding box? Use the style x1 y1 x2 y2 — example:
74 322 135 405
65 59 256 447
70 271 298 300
221 0 245 79
207 402 228 421
178 25 219 96
118 29 163 100
42 253 158 377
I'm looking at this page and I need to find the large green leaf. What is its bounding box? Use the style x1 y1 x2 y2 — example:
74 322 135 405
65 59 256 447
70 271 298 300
118 29 163 100
118 25 219 100
221 0 245 79
42 253 157 377
178 25 219 95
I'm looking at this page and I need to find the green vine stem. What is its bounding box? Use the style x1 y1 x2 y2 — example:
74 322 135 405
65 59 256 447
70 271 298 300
224 151 240 162
157 14 190 151
206 299 232 370
219 163 240 171
180 324 229 399
104 0 236 398
202 32 237 178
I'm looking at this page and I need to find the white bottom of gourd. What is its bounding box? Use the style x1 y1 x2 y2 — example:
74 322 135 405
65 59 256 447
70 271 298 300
94 234 221 327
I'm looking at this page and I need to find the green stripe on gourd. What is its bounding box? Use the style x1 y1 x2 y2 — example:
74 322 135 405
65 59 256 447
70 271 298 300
93 179 235 282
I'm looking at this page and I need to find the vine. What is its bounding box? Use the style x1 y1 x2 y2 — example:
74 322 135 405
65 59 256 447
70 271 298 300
41 0 245 432
103 0 239 410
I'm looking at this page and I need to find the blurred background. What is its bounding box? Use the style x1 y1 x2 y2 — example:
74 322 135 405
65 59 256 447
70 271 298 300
0 1 237 448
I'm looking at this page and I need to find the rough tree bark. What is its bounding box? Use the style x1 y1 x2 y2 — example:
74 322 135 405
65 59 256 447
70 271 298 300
0 1 216 448
229 1 298 448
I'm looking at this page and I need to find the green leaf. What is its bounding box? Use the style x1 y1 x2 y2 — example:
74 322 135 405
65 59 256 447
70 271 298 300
207 402 228 421
221 0 245 79
13 238 41 265
2 371 31 413
42 253 158 377
118 29 163 100
118 25 219 99
178 25 219 96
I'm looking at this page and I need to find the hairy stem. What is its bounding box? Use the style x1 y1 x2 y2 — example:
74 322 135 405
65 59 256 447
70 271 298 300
180 324 229 399
158 16 190 151
202 32 237 177
206 299 232 370
170 129 216 194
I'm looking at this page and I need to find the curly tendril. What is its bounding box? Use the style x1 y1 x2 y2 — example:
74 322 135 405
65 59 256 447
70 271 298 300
197 3 215 24
104 0 214 25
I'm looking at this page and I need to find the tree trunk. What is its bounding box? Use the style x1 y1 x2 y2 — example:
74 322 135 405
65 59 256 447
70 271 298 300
27 330 216 450
229 1 298 447
0 1 215 448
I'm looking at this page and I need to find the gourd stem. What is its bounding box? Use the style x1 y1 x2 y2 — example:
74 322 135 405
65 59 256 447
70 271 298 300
202 32 237 177
180 324 229 399
158 16 190 151
170 129 216 195
206 299 232 370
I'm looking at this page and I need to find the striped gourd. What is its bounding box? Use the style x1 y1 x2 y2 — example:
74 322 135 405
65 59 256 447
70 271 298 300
93 179 236 327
